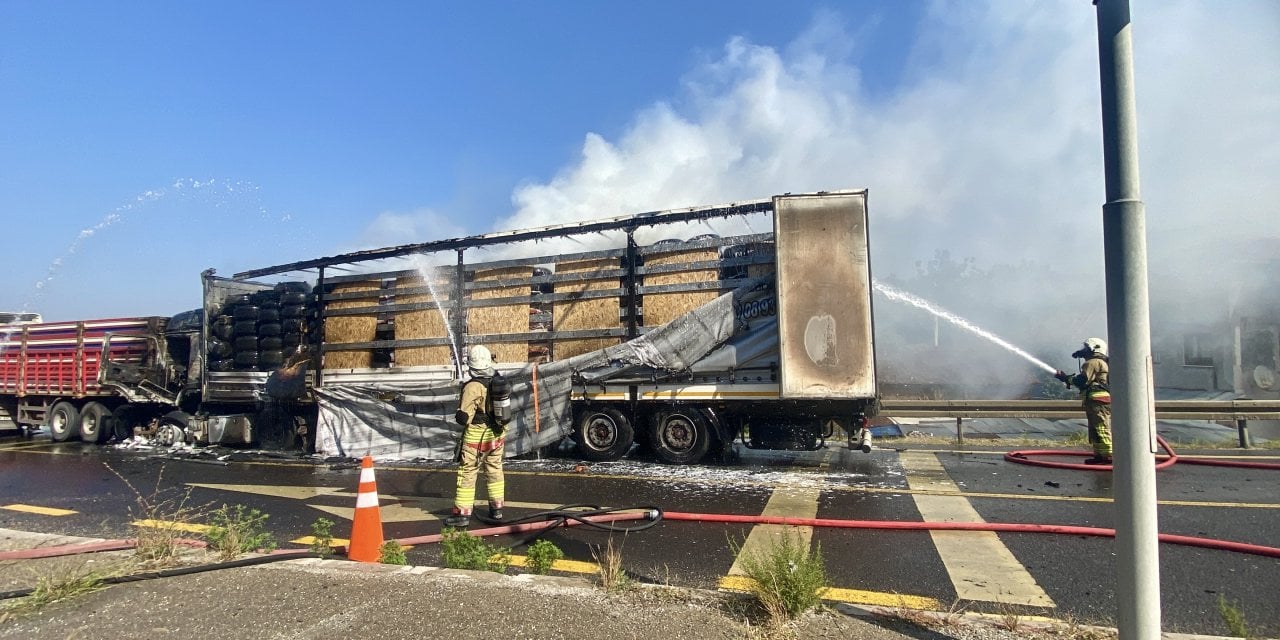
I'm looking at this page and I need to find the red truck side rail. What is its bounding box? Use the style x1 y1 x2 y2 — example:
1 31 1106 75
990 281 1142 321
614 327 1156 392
0 318 157 399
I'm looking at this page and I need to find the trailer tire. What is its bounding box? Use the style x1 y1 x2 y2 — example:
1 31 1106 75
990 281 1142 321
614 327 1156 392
79 402 112 444
257 307 281 322
232 305 260 320
233 320 258 336
258 336 283 350
573 407 634 462
648 410 711 465
233 335 260 351
280 292 308 305
259 350 285 368
48 401 81 442
257 323 282 337
234 351 260 367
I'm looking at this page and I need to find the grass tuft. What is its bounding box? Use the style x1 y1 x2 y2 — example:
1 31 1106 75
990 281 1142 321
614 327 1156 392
204 504 277 561
1216 593 1250 638
730 528 827 624
439 527 508 573
378 540 407 565
592 536 631 593
524 539 564 575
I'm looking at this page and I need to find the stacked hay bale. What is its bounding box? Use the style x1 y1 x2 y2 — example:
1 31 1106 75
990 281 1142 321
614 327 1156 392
642 242 720 327
468 267 531 364
323 280 380 369
394 274 453 367
553 258 622 359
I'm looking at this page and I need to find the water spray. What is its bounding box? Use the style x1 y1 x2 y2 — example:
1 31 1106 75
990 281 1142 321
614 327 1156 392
872 280 1057 374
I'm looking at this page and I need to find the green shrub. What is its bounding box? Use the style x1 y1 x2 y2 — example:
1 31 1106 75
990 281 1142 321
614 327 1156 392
379 540 407 565
440 527 508 573
1216 594 1250 638
525 539 564 575
205 504 276 561
731 528 827 622
309 517 335 555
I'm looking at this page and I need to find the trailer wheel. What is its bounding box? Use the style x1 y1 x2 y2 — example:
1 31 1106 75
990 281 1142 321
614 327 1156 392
79 402 112 444
574 407 634 462
649 410 711 465
48 401 81 442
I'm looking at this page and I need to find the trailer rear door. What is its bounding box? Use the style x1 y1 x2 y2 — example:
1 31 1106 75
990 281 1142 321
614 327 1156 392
773 191 876 399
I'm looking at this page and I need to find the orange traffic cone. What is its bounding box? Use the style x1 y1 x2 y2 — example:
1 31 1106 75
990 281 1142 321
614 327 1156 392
347 455 384 562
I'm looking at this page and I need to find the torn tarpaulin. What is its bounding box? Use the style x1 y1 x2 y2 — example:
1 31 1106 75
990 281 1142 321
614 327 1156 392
314 280 775 459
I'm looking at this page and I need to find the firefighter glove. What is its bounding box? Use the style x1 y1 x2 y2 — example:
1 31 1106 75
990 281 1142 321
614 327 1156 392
1054 370 1070 386
454 410 469 426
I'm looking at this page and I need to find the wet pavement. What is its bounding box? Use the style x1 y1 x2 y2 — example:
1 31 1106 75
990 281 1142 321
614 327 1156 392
1 434 1277 637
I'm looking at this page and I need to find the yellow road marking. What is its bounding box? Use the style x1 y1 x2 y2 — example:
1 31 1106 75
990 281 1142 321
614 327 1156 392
291 535 350 547
504 554 599 574
0 441 56 451
901 451 1054 607
2 503 77 516
718 575 940 610
132 519 213 534
726 452 828 577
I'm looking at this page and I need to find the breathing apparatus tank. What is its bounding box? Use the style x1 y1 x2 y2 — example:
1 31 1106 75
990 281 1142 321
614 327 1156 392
488 372 513 426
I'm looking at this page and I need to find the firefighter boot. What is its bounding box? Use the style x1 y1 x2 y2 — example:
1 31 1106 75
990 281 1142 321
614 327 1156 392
488 503 503 521
444 509 471 528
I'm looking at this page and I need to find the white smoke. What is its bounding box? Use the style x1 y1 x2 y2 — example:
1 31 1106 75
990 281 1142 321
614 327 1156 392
472 1 1277 288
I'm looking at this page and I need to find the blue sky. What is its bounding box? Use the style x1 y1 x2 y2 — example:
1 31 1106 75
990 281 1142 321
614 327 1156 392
2 1 1277 325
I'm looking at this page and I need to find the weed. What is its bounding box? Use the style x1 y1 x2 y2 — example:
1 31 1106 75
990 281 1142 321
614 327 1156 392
524 539 564 575
104 462 207 566
440 527 508 573
592 535 631 593
730 528 827 623
1063 430 1088 445
996 602 1023 633
2 563 111 618
1216 593 1250 638
309 517 335 555
379 540 407 565
205 504 277 561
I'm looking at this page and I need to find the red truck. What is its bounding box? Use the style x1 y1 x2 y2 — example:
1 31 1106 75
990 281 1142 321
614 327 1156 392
0 317 164 441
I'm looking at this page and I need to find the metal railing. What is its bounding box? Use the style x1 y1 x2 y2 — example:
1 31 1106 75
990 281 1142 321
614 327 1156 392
878 399 1280 448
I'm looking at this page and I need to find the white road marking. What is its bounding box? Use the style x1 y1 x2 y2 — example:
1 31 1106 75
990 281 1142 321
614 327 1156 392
899 451 1054 607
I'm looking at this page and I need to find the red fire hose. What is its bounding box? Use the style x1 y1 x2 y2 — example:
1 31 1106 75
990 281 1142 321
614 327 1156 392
1005 435 1280 471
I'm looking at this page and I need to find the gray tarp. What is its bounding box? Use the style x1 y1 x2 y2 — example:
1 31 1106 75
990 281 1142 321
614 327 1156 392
315 280 775 459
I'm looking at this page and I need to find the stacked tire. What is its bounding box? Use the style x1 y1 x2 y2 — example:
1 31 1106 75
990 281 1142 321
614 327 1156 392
207 282 314 372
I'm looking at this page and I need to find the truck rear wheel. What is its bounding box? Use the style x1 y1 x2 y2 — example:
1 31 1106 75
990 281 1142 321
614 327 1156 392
574 407 633 462
79 402 112 443
649 410 711 465
48 401 80 442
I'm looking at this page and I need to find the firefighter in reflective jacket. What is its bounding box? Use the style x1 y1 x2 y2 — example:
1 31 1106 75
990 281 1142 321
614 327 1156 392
444 345 505 528
1055 337 1113 465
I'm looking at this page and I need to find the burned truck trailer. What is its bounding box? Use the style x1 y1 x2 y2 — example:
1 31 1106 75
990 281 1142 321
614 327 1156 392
222 190 880 463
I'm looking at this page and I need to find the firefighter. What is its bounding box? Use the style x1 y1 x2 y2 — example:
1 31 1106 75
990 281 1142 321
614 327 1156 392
1055 337 1113 465
444 345 506 528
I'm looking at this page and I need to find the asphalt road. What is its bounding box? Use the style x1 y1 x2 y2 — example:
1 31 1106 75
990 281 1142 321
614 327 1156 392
1 434 1276 637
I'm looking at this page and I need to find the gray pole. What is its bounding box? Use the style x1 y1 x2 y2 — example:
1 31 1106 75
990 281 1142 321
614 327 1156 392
1095 1 1161 638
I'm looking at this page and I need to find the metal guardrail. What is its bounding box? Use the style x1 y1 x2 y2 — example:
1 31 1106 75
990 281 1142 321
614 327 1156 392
879 399 1280 421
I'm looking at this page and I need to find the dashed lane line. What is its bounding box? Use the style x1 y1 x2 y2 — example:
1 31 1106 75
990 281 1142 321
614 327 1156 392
2 503 77 516
718 575 942 610
900 451 1054 607
721 451 938 609
131 519 214 534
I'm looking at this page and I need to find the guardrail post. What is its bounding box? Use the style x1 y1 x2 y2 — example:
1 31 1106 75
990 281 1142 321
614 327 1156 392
955 417 964 445
1237 419 1251 449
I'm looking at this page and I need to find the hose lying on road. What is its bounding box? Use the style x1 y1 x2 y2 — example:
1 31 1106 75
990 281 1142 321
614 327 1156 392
1006 435 1280 472
659 512 1280 559
388 504 663 551
0 550 322 600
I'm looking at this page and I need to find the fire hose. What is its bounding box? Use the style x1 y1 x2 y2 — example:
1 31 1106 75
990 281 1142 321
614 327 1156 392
1005 435 1280 471
3 491 1277 600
